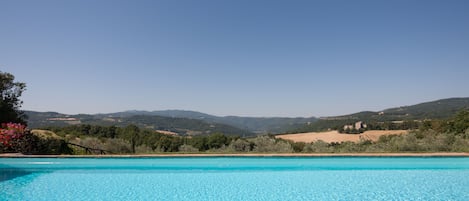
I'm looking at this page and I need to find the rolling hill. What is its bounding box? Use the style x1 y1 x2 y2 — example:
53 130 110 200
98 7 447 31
99 110 317 134
25 111 254 137
382 97 469 119
25 110 314 135
288 97 469 133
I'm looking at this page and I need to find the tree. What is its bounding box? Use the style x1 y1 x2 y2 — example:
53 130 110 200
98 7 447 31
189 136 209 151
122 124 140 153
447 109 469 135
207 133 228 149
228 138 252 152
0 71 26 124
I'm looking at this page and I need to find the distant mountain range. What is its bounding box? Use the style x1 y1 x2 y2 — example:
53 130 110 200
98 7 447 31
97 110 317 134
24 97 469 135
25 111 255 137
25 110 317 136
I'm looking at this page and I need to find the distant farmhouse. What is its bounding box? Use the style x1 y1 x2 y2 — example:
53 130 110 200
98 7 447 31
343 121 367 131
341 121 368 134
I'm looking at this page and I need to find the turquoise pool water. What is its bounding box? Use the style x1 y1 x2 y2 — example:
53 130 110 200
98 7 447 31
1 157 468 200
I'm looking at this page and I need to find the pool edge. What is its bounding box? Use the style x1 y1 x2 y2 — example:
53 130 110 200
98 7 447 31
1 152 469 158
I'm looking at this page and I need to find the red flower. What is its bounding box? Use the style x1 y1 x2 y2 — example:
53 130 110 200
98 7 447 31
0 122 26 147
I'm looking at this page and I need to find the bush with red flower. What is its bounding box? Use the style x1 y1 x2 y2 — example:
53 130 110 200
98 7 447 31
0 122 36 153
1 122 73 154
0 123 26 148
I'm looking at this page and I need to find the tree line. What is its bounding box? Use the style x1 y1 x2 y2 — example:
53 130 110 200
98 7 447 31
43 124 288 153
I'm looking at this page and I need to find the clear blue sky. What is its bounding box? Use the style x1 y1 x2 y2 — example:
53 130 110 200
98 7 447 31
1 0 468 117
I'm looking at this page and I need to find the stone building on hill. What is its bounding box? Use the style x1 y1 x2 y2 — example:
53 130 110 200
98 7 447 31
343 121 367 131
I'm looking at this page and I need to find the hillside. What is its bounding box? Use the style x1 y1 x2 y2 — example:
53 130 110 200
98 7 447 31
288 97 469 133
383 97 469 119
101 110 317 134
25 111 253 137
25 110 313 135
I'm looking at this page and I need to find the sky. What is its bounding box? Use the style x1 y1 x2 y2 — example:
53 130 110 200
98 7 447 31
1 0 468 117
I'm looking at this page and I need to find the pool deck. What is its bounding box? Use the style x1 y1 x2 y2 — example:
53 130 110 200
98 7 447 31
1 152 468 158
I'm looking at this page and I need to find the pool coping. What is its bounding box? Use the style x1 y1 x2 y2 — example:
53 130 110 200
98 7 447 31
1 152 469 158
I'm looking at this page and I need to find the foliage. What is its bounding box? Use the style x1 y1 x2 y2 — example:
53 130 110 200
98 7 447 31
446 110 469 134
178 144 199 152
104 138 133 153
33 135 73 154
228 138 253 152
122 124 140 153
187 133 234 152
153 135 182 152
1 123 72 154
0 71 27 124
0 123 26 149
207 133 228 149
302 140 332 153
250 135 293 153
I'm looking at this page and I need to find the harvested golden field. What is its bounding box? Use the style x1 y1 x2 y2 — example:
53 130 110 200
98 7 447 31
275 130 408 143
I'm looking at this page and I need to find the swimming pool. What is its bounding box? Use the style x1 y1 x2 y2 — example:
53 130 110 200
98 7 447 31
1 157 468 200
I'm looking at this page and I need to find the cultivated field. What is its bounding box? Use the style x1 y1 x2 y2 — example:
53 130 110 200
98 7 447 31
276 130 408 143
